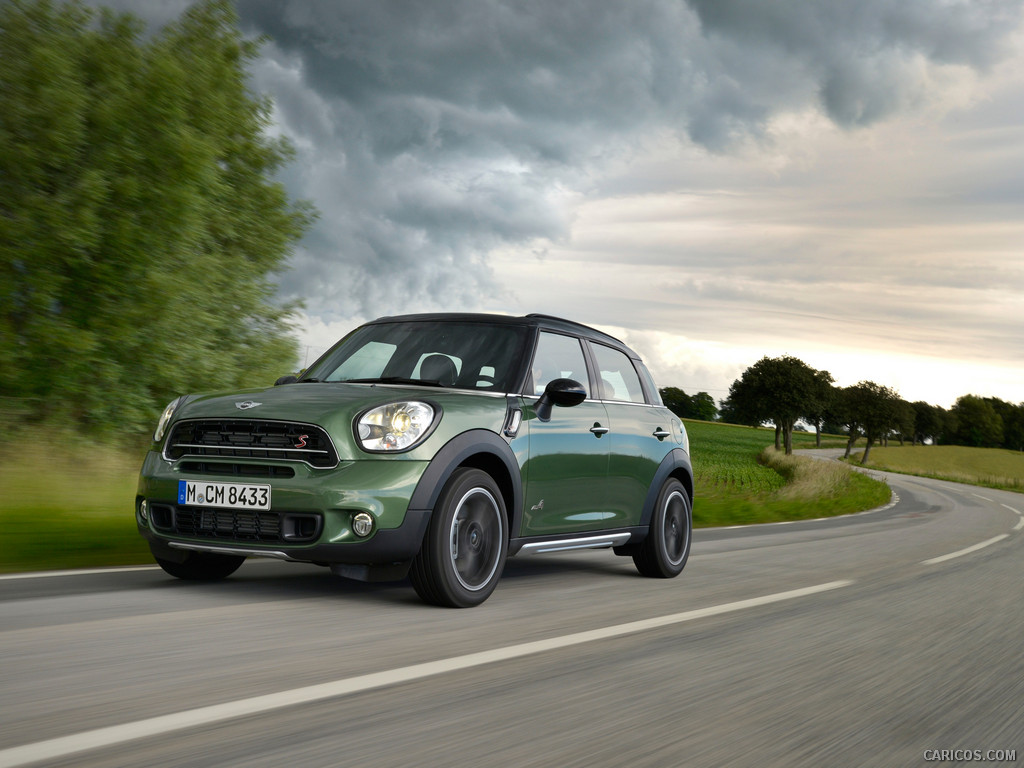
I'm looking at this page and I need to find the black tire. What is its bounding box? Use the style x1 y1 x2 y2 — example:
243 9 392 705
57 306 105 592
410 468 508 608
153 549 245 581
633 478 692 578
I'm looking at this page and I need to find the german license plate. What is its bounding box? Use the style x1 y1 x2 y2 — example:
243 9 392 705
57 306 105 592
177 480 271 510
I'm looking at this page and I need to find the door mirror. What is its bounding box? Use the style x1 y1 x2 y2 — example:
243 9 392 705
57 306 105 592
275 374 299 386
536 378 586 421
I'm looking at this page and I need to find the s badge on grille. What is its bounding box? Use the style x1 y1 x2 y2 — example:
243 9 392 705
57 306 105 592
235 400 262 410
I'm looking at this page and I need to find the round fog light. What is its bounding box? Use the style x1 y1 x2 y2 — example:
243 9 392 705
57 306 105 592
138 500 149 525
352 512 374 538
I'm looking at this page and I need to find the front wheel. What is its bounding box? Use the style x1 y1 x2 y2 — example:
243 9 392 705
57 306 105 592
410 468 508 608
152 547 245 581
633 479 692 578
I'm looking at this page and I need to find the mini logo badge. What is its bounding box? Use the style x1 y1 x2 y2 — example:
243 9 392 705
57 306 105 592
235 400 262 410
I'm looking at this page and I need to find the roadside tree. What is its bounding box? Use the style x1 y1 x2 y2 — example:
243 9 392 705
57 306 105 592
725 356 832 454
0 0 314 435
911 401 946 445
949 395 1004 448
985 397 1024 452
659 387 718 421
892 399 916 446
839 381 901 463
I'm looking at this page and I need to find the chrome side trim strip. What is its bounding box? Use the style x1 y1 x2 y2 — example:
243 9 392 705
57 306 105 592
519 532 631 554
168 541 295 560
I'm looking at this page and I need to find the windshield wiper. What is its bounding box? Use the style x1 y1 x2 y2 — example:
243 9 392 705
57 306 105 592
343 377 444 387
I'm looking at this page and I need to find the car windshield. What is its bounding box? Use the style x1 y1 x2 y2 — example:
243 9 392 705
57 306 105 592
303 320 529 393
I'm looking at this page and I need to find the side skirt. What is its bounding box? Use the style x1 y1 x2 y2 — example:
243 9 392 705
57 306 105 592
509 527 646 557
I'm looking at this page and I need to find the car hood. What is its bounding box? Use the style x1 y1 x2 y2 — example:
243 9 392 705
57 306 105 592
176 382 408 424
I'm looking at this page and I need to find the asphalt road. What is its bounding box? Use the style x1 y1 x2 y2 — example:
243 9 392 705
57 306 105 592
1 464 1022 767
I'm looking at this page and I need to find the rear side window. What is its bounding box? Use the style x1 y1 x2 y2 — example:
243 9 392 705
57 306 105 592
591 343 645 404
530 332 589 396
636 362 662 405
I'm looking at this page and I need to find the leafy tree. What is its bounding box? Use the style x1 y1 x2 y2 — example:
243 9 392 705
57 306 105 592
949 395 1004 448
838 381 900 463
659 387 718 421
911 401 946 445
891 399 916 446
660 387 691 419
724 356 831 454
689 391 719 421
985 397 1024 452
0 0 314 435
804 371 836 448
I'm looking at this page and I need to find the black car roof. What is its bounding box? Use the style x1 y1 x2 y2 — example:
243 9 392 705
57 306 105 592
368 312 640 359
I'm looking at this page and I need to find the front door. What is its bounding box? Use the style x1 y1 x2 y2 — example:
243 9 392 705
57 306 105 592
520 332 611 535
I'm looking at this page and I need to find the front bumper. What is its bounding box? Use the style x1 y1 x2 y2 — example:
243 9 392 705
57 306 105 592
136 450 432 565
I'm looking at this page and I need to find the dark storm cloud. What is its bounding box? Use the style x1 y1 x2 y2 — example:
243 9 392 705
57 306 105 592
100 0 1024 319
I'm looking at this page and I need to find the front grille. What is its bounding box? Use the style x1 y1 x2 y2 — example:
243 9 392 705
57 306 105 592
150 503 321 543
178 461 296 479
165 419 337 468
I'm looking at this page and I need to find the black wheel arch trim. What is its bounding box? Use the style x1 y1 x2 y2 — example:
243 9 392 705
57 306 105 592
407 428 524 536
639 448 693 528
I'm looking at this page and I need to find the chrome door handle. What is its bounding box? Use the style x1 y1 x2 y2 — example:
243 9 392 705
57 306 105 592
590 424 609 436
652 429 671 440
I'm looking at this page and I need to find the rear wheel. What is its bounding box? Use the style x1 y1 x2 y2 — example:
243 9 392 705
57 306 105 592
633 478 691 578
410 468 508 608
152 548 245 581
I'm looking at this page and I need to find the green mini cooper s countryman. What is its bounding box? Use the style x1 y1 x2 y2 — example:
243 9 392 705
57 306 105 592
137 313 693 607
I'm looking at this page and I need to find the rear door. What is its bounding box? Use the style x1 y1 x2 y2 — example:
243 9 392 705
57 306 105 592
588 342 676 526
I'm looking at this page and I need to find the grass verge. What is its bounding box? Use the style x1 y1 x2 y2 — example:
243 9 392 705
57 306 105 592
853 444 1024 493
1 422 890 573
0 441 151 573
692 445 891 527
686 420 890 526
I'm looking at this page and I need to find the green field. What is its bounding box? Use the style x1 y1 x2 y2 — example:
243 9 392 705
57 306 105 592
686 421 889 526
0 424 888 573
854 444 1024 492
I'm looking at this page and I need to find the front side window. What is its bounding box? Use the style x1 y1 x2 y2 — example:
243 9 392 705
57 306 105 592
304 321 528 392
591 343 645 403
529 332 589 396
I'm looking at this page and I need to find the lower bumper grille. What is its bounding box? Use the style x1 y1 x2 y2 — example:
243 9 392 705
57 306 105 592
149 504 320 543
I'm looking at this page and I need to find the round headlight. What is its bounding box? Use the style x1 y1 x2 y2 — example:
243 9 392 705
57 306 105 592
153 397 182 442
356 401 436 452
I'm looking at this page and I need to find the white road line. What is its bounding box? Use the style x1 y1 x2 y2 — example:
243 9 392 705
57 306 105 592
1014 519 1024 532
921 535 1010 565
972 493 994 501
1000 504 1022 516
0 580 852 768
0 566 159 581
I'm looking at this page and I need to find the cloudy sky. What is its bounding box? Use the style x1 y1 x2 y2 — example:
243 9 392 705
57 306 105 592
122 0 1024 408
